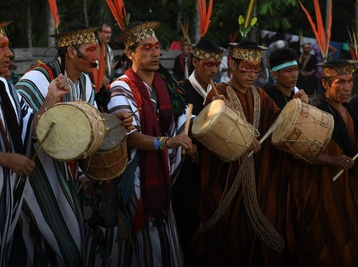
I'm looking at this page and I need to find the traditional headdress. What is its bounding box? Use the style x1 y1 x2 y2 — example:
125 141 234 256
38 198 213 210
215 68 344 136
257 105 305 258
48 0 61 33
179 18 191 47
229 0 266 62
347 27 358 61
115 21 159 48
0 21 11 38
48 0 97 48
230 40 267 61
299 0 332 62
317 59 357 77
193 0 223 61
50 28 98 48
238 0 257 39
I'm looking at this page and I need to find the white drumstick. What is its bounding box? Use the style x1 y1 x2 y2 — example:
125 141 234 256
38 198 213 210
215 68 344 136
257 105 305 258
248 115 283 157
332 153 358 181
182 103 193 155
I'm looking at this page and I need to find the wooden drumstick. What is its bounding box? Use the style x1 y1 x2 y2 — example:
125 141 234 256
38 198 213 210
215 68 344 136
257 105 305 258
182 103 193 155
247 114 283 157
32 120 56 160
332 153 358 181
210 79 219 96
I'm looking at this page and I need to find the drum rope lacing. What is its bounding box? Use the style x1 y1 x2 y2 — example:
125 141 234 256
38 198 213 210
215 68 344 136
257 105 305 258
200 86 285 252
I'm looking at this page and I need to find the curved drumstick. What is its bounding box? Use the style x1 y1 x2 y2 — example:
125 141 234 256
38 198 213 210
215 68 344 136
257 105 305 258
248 114 283 157
182 103 193 155
332 153 358 181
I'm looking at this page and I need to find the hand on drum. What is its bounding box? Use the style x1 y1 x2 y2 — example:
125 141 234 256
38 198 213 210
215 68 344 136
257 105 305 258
47 74 70 99
293 89 309 104
166 133 193 151
331 155 354 170
114 111 136 132
248 138 261 154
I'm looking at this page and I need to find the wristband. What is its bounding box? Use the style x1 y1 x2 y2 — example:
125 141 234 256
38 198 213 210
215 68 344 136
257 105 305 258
154 136 170 150
154 137 160 150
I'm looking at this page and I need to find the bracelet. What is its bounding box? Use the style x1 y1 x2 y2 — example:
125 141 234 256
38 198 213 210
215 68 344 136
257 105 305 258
154 137 170 150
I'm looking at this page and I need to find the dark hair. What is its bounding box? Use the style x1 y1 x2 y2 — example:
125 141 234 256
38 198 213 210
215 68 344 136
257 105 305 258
194 38 222 53
269 47 297 70
237 40 260 49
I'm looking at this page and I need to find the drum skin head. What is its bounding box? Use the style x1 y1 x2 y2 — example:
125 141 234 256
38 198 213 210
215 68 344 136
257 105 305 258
271 98 334 163
100 113 127 151
192 99 256 162
36 101 105 161
79 113 128 180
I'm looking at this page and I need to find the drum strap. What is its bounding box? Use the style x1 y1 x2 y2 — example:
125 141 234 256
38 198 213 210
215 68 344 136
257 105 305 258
200 86 284 252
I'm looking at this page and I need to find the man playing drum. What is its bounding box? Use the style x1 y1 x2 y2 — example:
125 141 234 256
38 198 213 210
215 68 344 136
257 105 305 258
106 20 194 266
172 3 223 263
286 59 358 266
14 23 133 266
0 21 79 266
188 40 288 267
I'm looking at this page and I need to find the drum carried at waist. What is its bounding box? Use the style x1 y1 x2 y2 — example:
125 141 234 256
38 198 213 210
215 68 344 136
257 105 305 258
36 100 106 161
79 113 128 180
192 99 258 162
271 98 334 163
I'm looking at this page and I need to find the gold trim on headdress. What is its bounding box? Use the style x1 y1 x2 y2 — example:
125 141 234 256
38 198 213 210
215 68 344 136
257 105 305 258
194 48 223 61
317 61 357 77
0 21 12 38
50 27 98 48
115 21 159 48
231 45 267 61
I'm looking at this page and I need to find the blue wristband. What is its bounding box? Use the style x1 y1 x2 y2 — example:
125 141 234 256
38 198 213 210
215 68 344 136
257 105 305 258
154 137 160 150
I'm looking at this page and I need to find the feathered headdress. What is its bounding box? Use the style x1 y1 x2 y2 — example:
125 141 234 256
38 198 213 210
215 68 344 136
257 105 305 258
347 27 358 61
197 0 213 38
194 0 223 61
238 0 257 39
48 0 61 33
298 0 332 62
106 0 130 31
180 18 191 45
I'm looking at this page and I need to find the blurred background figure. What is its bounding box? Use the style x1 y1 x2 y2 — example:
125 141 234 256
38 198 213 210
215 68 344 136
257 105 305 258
172 38 194 81
297 42 318 95
96 23 114 86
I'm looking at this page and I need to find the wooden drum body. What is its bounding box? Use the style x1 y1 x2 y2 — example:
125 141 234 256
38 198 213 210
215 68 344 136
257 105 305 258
36 100 106 161
79 113 128 180
192 99 257 162
271 98 334 163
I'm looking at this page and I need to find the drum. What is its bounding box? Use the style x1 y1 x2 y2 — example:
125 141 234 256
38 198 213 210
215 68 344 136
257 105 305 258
36 100 106 161
192 99 258 162
271 98 334 163
79 113 128 180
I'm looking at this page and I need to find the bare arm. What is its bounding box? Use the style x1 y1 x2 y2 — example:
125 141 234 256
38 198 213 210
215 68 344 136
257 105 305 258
313 153 354 170
127 131 193 151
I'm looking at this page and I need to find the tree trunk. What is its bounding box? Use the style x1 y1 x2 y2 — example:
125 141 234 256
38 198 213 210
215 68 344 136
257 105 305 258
48 5 56 47
27 3 33 48
84 0 89 26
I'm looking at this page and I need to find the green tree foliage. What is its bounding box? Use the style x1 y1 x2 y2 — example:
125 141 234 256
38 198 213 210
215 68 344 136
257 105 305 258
0 0 355 49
